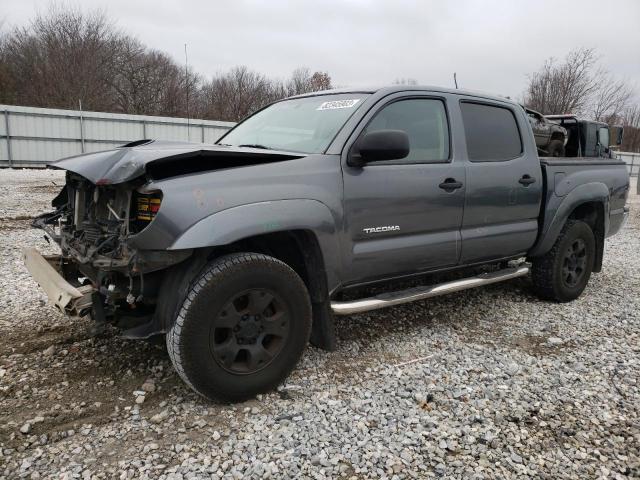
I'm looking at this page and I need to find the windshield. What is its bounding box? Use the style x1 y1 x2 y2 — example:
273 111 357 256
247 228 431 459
218 93 370 154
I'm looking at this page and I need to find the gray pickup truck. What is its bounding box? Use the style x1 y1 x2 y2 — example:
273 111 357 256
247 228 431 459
26 86 630 401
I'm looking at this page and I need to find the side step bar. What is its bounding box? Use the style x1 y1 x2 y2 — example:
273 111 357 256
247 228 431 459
331 265 530 315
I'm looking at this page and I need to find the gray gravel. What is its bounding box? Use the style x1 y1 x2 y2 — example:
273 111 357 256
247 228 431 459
0 169 638 479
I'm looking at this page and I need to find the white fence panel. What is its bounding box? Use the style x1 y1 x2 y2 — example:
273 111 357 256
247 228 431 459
0 104 236 167
616 151 639 178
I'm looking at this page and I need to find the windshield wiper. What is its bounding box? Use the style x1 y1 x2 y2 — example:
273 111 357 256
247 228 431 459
238 144 272 150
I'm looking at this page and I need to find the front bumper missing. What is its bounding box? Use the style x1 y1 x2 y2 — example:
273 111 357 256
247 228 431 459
22 248 95 317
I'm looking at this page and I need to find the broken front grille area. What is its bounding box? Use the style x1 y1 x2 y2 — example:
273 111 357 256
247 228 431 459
33 172 165 275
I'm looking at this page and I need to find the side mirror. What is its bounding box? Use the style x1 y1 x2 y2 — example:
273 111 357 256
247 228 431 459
349 130 410 167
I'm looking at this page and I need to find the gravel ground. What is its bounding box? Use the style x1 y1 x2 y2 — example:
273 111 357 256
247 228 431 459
0 169 638 479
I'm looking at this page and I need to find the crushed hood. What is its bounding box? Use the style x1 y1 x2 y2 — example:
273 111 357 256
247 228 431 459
50 140 304 184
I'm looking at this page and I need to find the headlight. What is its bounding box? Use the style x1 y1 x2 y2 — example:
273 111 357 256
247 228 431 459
132 190 162 232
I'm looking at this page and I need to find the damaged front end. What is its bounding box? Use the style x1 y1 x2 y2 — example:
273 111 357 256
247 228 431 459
29 170 191 332
25 140 304 334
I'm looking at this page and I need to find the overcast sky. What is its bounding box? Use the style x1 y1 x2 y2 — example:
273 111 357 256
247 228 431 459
2 0 639 100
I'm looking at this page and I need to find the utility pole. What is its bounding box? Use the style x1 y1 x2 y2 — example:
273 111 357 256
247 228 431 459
185 43 190 140
78 99 85 153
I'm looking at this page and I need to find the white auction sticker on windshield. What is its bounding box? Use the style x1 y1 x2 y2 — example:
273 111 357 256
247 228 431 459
317 99 360 110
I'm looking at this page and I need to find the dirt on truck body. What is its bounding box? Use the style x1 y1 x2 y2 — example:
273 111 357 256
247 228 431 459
25 86 630 402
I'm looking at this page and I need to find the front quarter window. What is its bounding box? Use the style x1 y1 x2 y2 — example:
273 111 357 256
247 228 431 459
218 93 369 154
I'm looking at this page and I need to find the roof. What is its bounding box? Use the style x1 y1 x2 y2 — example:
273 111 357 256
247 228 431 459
289 85 519 106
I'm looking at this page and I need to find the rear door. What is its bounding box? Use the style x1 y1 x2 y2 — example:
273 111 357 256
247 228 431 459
341 94 465 285
458 100 543 263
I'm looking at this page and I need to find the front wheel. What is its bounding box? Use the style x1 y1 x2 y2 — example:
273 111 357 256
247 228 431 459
166 253 312 401
531 220 595 302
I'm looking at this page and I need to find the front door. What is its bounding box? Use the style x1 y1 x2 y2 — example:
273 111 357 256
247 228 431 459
342 96 465 285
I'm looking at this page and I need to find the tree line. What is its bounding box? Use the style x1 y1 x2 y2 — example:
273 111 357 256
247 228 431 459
1 8 638 152
0 7 332 122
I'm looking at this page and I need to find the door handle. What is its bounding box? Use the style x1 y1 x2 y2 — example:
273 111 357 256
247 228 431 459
519 175 536 186
439 178 463 191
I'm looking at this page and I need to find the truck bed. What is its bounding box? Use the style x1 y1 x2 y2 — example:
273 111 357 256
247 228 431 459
531 156 630 258
539 156 626 167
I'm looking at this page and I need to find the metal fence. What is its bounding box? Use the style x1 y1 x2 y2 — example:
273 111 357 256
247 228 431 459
0 104 236 168
4 105 638 174
616 151 640 177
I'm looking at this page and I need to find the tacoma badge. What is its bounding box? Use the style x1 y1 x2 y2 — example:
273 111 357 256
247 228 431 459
363 225 400 234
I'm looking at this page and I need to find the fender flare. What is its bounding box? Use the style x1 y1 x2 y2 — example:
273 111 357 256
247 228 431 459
529 182 609 257
168 199 342 289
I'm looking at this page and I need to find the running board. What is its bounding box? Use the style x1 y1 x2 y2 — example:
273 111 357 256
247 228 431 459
331 265 530 315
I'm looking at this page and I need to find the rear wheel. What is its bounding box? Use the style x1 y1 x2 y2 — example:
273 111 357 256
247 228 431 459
547 139 565 157
166 252 312 401
531 220 595 302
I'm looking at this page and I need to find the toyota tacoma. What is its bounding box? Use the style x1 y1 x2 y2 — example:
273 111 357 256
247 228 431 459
25 86 630 401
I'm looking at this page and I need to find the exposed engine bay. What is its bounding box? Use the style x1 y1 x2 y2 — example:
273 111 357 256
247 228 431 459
32 171 191 329
34 172 166 266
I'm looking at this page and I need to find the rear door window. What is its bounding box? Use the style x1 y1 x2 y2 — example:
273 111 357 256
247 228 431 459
460 102 522 162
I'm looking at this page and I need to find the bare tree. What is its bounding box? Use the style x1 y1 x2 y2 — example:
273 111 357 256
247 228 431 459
287 67 332 96
590 75 634 124
111 41 199 117
164 67 200 118
200 67 333 122
310 71 332 91
524 48 603 115
0 6 334 122
3 5 125 111
0 27 15 104
620 104 640 152
287 67 313 96
524 47 637 126
200 66 277 122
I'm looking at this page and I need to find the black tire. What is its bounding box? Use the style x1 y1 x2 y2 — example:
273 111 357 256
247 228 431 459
531 220 595 302
166 252 312 402
547 139 565 157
